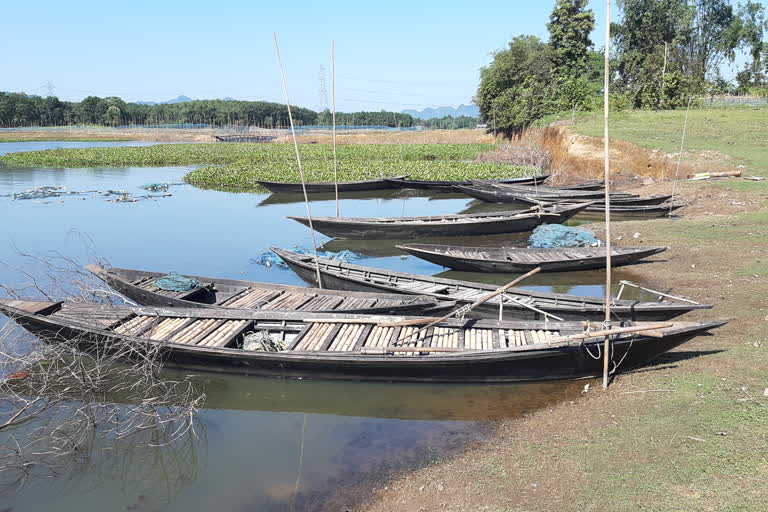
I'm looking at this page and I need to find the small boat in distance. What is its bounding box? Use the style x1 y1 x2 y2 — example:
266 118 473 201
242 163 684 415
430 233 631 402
510 194 674 207
454 184 634 204
287 202 592 239
255 175 408 193
272 248 711 321
0 299 725 383
396 244 668 273
385 174 550 192
85 265 446 315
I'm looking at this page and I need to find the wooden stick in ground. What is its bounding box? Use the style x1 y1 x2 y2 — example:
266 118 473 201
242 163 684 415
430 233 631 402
602 0 613 390
386 267 543 342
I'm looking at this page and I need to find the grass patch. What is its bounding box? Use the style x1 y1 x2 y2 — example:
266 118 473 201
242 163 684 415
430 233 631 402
0 142 537 191
556 107 768 178
652 211 768 241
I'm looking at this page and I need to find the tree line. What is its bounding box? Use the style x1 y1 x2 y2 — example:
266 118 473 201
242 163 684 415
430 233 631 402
478 0 767 136
2 92 475 129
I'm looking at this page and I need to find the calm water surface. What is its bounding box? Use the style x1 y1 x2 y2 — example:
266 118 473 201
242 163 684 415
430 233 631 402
0 140 172 156
0 142 653 511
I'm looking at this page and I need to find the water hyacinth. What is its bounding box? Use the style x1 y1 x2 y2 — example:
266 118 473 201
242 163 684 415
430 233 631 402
0 142 539 192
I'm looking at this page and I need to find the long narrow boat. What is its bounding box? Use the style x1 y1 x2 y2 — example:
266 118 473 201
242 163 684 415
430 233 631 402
511 194 674 207
396 244 668 273
455 184 633 204
272 248 711 321
287 202 592 240
551 180 605 191
85 265 446 314
541 202 685 219
255 175 408 193
0 300 725 383
385 174 550 192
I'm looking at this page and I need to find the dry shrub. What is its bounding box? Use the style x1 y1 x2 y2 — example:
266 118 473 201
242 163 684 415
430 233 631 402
476 141 553 169
514 125 701 184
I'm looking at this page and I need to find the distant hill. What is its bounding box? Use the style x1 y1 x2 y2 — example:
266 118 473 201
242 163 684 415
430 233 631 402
134 95 193 106
402 104 480 120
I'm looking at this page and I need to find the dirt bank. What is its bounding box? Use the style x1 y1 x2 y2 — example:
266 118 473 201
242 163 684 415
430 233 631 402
360 162 768 511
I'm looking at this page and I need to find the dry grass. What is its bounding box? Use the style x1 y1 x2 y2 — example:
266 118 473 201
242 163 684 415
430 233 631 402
476 141 553 169
493 125 732 185
281 129 497 145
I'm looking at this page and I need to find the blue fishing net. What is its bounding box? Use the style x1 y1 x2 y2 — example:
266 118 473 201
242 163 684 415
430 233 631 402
153 273 202 292
253 248 362 269
528 224 600 248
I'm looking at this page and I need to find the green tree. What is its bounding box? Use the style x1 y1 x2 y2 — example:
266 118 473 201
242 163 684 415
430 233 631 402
476 36 554 136
547 0 595 79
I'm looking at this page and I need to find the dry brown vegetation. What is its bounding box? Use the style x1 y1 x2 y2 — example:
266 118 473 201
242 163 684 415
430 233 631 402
482 125 736 185
281 129 497 145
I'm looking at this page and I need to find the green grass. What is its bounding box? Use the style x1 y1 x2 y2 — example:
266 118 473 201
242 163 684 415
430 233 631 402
0 142 537 191
555 107 768 180
652 211 768 241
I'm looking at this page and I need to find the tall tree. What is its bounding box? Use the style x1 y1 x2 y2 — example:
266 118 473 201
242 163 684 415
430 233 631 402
547 0 595 79
476 36 555 136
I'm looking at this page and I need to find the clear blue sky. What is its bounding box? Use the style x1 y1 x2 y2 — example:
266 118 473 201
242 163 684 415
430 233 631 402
0 1 758 112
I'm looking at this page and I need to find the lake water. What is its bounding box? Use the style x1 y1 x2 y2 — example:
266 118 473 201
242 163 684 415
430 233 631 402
0 142 651 511
0 140 171 156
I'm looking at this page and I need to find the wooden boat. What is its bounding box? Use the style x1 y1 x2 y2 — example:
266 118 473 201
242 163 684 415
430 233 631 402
550 202 686 219
385 174 550 192
255 175 408 193
272 248 712 321
511 194 674 207
85 265 445 314
455 184 634 204
551 180 605 191
287 202 592 240
396 244 668 273
0 300 725 383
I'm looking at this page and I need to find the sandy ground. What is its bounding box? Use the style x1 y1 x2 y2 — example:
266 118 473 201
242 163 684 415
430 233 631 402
0 128 495 145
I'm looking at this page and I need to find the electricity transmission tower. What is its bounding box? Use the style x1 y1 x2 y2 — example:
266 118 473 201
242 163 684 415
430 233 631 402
319 66 328 112
43 81 55 97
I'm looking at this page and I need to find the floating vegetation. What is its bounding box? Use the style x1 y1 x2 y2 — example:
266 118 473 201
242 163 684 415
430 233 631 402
0 142 539 192
2 183 185 203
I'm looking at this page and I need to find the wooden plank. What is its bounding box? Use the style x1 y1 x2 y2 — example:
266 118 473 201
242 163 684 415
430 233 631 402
286 324 315 351
319 323 344 352
492 329 501 349
353 323 374 350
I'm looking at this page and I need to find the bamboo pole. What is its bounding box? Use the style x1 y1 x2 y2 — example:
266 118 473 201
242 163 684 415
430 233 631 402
386 267 542 340
602 0 613 389
273 33 324 289
331 40 339 217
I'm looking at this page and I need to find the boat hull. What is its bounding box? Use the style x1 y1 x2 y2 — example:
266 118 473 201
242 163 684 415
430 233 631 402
2 305 720 383
397 245 668 273
287 204 590 240
255 175 407 193
276 250 705 322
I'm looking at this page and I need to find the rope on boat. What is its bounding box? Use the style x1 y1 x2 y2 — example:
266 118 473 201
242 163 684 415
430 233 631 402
274 33 324 289
615 280 700 304
331 40 340 217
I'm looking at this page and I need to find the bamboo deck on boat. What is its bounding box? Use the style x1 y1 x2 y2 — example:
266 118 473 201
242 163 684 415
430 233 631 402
0 299 726 382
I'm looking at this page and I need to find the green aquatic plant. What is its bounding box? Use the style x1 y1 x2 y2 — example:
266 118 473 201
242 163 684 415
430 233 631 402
0 142 538 192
